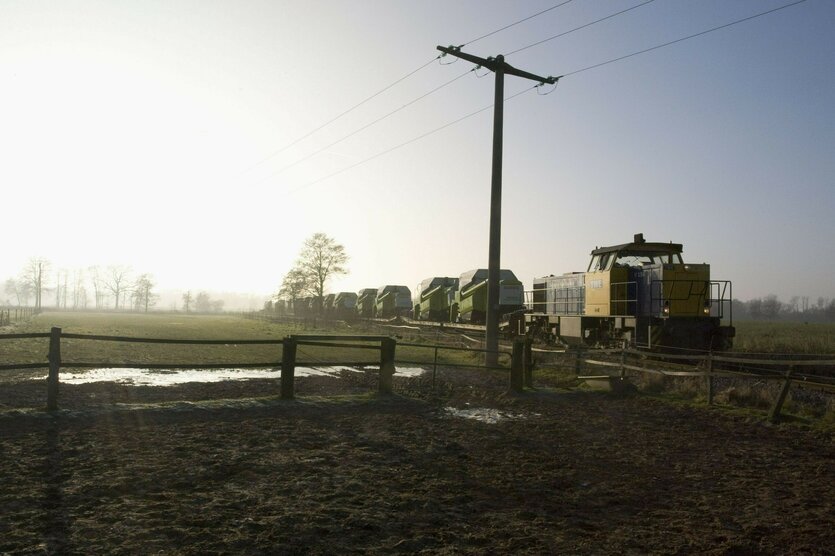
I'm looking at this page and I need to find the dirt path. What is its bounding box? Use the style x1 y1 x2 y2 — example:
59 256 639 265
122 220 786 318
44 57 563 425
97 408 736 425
1 372 833 555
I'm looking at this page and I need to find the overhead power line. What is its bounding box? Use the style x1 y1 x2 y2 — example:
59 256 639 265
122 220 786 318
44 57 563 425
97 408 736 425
506 0 656 56
288 86 540 194
239 55 441 176
256 68 475 185
560 0 809 77
463 0 575 47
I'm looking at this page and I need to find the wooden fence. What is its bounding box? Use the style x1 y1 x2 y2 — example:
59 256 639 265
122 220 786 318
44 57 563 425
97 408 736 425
0 329 534 411
5 324 829 423
573 344 835 423
0 307 38 326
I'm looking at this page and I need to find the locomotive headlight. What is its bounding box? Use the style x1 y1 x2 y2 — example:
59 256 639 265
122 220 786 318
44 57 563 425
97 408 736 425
703 302 711 316
663 302 670 315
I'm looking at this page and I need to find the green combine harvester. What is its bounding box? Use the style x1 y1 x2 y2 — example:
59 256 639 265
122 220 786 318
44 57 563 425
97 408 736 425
452 269 525 324
356 288 377 318
333 292 358 320
414 276 459 322
374 285 412 318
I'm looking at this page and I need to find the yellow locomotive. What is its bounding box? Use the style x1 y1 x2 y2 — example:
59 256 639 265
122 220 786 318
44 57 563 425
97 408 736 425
527 234 734 351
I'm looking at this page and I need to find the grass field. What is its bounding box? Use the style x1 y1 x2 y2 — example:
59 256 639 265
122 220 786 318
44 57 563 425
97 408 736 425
731 320 835 354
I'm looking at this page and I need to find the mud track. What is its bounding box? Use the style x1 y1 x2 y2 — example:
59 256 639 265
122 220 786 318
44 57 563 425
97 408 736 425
1 370 833 554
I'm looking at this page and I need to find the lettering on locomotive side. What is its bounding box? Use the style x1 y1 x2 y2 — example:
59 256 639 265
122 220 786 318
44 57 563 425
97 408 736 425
590 279 603 289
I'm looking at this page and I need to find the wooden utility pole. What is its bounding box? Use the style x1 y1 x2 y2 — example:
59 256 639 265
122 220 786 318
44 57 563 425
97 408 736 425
436 45 557 367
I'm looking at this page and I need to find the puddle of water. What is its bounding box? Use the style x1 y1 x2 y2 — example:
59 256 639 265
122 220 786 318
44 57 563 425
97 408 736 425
443 407 535 424
36 365 427 387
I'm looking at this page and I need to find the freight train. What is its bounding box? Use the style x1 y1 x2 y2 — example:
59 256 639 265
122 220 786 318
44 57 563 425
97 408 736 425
266 234 734 351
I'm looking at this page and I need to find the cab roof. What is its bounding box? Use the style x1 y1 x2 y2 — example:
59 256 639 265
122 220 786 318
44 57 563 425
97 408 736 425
591 233 682 256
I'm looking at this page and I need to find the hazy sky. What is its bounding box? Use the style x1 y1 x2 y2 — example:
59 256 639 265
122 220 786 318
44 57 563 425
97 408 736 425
2 0 832 301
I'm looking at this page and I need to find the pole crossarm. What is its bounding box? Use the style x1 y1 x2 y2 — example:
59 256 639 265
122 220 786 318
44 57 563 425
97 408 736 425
437 45 558 85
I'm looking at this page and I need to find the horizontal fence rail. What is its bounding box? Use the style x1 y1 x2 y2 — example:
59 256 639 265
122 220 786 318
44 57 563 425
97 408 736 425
0 330 444 410
573 343 835 423
0 329 529 411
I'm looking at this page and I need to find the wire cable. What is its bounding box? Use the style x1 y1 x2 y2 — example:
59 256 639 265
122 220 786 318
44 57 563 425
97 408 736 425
506 0 656 56
256 68 475 184
559 0 808 78
239 55 441 176
287 86 538 194
463 0 576 47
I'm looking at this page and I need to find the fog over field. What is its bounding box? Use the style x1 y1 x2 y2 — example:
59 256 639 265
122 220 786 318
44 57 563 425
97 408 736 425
2 0 832 303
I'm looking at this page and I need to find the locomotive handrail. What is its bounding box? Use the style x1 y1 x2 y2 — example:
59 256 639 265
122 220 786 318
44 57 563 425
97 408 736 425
708 280 733 322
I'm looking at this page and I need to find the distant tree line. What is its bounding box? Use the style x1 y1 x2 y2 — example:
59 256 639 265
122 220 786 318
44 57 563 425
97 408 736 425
2 257 159 312
733 295 835 322
181 290 225 313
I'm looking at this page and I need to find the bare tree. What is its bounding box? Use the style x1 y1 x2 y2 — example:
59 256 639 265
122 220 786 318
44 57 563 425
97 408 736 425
4 278 32 307
104 265 132 310
54 269 69 309
195 291 212 313
88 266 107 309
71 269 87 310
182 291 193 313
278 267 309 309
22 258 50 311
292 233 348 313
132 274 157 313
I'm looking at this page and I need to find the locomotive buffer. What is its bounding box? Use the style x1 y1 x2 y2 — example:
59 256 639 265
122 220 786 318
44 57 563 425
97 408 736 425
437 45 558 367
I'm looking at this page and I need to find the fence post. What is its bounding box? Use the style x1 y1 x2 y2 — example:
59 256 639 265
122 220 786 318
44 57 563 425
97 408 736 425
574 347 584 376
523 337 533 388
281 336 296 400
379 337 396 394
619 341 627 380
705 352 714 405
768 365 794 424
510 338 524 392
47 327 61 411
432 345 438 391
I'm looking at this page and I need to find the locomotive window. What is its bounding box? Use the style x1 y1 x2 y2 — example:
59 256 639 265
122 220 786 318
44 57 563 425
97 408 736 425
588 254 612 271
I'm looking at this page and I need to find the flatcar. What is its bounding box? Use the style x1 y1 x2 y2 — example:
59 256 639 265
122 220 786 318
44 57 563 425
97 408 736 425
526 234 734 350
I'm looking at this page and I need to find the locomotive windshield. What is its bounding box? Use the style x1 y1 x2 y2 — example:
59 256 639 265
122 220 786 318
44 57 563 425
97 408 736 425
615 253 682 267
588 251 682 271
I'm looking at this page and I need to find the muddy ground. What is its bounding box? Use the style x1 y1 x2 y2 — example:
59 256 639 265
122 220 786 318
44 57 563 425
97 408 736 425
1 369 833 555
